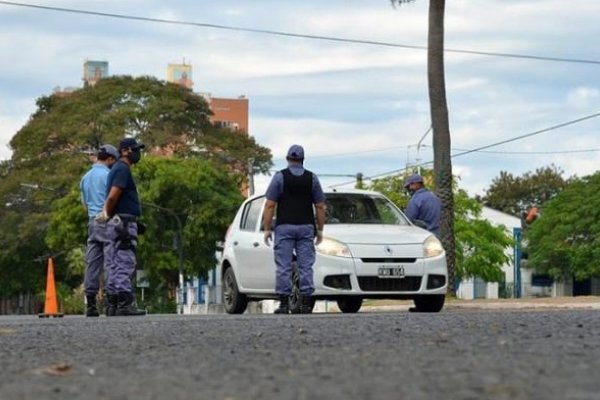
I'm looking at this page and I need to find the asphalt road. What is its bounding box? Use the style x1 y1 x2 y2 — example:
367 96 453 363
1 309 599 400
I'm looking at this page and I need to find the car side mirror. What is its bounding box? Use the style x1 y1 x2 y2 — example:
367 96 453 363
413 219 427 229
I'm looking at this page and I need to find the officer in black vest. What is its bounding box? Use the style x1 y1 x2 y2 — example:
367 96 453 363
262 145 326 314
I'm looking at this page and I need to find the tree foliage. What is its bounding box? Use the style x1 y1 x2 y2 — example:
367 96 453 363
482 165 570 217
368 170 511 282
46 156 244 291
1 76 271 298
135 157 244 286
454 190 512 282
527 172 600 280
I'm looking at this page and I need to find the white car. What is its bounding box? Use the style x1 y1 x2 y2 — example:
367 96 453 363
220 189 447 313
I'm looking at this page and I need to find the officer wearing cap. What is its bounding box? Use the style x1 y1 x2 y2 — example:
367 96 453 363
262 145 326 314
403 174 442 237
97 138 146 316
80 144 119 317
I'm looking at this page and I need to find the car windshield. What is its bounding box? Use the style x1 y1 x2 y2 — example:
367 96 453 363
325 193 410 225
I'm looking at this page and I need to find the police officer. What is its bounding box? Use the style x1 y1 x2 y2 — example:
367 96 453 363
96 138 146 316
404 174 442 237
262 145 326 314
80 144 119 317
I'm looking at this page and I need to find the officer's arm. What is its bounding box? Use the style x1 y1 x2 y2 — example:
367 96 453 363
262 200 276 232
314 202 325 232
104 186 123 217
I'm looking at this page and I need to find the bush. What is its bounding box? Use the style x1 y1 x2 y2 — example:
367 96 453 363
56 283 85 315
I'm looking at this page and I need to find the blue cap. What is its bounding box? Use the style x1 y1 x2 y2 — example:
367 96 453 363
404 174 423 188
286 144 304 160
98 144 119 159
119 138 145 151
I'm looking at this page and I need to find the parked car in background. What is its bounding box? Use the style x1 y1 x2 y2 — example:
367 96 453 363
220 189 447 314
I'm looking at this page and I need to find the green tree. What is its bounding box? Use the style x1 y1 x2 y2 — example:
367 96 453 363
368 171 511 283
46 156 244 295
454 189 512 282
0 159 59 297
135 157 244 287
527 172 600 280
391 0 456 292
1 76 272 298
10 76 271 177
482 165 570 216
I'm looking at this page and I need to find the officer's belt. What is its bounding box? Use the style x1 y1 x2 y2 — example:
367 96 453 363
117 214 138 222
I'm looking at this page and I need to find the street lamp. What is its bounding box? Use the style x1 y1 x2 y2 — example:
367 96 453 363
142 202 185 315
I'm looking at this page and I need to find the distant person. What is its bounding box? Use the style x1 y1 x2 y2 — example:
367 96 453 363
96 138 146 316
262 145 326 314
404 174 442 237
80 144 119 317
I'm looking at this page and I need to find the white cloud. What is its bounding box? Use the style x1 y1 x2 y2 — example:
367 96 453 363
567 87 600 108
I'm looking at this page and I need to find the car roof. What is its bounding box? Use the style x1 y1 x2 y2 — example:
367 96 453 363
323 188 383 196
245 188 386 203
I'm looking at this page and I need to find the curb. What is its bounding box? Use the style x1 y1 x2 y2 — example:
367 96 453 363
362 299 600 312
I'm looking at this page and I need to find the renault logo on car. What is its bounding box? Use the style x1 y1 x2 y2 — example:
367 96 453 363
384 245 393 255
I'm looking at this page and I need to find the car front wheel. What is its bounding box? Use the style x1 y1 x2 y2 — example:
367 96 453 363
223 267 248 314
412 294 445 313
337 296 363 313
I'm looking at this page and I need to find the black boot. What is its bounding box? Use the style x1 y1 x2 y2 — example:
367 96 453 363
115 292 146 316
274 296 290 314
106 294 118 317
85 294 100 317
300 296 313 314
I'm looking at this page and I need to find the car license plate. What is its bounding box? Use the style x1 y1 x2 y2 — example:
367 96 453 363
378 266 405 279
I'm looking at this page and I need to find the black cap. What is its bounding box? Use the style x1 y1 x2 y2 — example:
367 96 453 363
119 138 145 151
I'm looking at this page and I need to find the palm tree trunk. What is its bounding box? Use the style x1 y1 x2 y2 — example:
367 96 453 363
427 0 455 294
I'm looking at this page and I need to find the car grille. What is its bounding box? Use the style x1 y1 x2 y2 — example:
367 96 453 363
357 276 422 292
323 275 352 290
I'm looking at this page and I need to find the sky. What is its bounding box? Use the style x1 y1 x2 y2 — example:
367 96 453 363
0 0 599 196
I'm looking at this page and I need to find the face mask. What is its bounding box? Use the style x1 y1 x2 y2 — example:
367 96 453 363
128 150 141 164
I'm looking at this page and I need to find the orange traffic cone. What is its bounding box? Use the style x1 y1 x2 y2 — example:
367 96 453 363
39 257 64 318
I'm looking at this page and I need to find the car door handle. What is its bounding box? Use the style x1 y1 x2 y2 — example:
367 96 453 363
233 241 239 246
253 242 260 247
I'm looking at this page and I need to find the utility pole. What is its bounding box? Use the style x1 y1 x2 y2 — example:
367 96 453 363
355 172 363 189
415 126 432 174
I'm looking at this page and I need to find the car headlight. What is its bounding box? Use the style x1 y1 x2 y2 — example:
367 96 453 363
316 237 353 258
423 235 444 258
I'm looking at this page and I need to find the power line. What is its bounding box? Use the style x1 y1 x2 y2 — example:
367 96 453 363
1 1 600 66
450 111 600 159
275 144 600 167
329 110 600 187
449 147 600 155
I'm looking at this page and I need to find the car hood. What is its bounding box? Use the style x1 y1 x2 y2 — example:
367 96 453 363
323 224 432 245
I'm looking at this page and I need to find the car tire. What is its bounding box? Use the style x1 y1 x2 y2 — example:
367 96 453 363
412 294 445 313
337 297 362 313
223 267 248 314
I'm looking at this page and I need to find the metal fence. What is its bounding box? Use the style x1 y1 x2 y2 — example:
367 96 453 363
0 293 42 315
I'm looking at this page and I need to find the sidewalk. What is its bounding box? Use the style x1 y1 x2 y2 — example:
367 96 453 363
362 296 600 312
